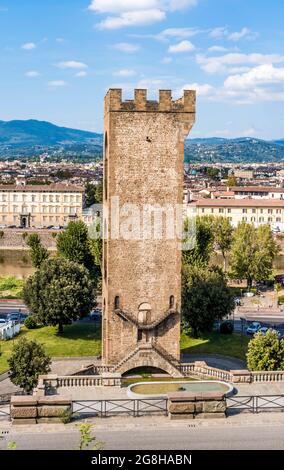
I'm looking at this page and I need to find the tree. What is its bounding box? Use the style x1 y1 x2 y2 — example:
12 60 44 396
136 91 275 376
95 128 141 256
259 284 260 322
8 338 51 393
85 182 103 207
213 216 234 271
23 258 95 333
26 233 49 268
227 175 237 187
229 222 280 288
206 167 219 180
183 216 214 267
182 264 235 337
57 220 95 273
247 330 284 371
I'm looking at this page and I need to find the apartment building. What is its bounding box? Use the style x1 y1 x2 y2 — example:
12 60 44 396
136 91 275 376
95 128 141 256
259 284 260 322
230 186 284 199
186 199 284 228
0 183 84 228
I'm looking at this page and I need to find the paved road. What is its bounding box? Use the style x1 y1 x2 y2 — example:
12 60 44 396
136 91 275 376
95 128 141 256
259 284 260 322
1 422 284 450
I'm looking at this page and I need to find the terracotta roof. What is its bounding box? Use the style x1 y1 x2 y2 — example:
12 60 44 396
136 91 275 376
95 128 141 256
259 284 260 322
193 199 284 207
230 186 284 193
0 184 85 192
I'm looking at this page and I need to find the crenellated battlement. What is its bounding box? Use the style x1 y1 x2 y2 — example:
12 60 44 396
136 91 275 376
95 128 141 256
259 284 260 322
104 88 196 113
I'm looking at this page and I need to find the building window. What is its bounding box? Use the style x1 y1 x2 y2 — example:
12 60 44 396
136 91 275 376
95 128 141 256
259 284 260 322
260 209 263 214
13 205 18 213
219 208 224 213
56 195 60 203
114 296 120 310
76 195 80 203
201 208 205 213
242 209 247 213
64 195 68 203
268 217 273 222
276 217 281 222
2 215 7 222
259 217 264 222
31 195 36 202
227 208 231 213
137 329 143 342
268 209 273 214
13 194 18 202
252 209 256 213
251 217 256 222
43 195 47 202
211 208 214 213
242 216 247 221
276 209 281 214
169 295 175 309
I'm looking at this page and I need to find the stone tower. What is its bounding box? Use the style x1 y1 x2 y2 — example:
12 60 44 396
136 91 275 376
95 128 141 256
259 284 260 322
102 89 196 376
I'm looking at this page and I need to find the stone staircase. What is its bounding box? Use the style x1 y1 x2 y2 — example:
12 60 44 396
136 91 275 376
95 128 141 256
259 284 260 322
115 308 176 330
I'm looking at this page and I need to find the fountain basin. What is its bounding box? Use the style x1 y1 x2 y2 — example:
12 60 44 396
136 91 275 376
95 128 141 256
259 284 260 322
127 380 234 399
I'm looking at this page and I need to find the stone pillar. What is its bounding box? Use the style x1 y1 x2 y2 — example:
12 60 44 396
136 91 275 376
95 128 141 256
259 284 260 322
167 392 226 420
230 370 251 383
11 395 72 425
101 373 122 386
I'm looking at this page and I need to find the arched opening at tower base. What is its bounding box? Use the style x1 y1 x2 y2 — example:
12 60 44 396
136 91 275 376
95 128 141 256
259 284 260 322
122 366 170 378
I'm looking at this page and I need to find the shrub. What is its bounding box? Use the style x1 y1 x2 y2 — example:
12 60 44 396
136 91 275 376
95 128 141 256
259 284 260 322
220 320 234 334
24 316 38 329
0 230 4 239
60 408 73 424
247 330 284 371
278 295 284 305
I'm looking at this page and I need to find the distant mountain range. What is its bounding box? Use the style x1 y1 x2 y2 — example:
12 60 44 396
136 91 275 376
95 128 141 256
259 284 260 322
0 119 284 163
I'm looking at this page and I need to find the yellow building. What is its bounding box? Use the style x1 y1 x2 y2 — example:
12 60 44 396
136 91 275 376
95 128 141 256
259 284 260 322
186 198 284 228
0 183 84 228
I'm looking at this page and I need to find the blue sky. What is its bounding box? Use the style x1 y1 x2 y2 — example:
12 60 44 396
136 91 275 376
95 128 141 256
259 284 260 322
0 0 284 139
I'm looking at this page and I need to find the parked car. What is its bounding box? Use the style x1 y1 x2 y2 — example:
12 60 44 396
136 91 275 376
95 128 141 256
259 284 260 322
246 322 261 334
259 326 269 335
7 312 21 323
0 318 7 325
90 309 102 321
244 292 255 297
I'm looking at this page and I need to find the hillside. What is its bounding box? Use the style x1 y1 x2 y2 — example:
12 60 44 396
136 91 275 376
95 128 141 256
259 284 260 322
0 120 284 163
185 137 284 163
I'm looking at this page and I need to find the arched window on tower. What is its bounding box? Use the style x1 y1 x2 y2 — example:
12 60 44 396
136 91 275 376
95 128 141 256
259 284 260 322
169 295 175 309
114 296 120 310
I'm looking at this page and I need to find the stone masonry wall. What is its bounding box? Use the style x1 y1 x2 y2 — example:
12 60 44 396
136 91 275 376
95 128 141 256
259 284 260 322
102 89 195 369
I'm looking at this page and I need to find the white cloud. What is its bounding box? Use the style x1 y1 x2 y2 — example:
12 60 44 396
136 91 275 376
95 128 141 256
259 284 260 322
208 46 228 53
224 64 284 90
197 53 284 74
113 42 140 53
209 26 256 42
89 0 198 29
56 37 65 43
209 27 228 39
21 42 36 50
75 71 87 77
48 80 68 88
168 40 195 54
228 27 256 41
56 61 88 69
97 9 165 29
25 70 41 78
113 69 137 77
180 82 213 96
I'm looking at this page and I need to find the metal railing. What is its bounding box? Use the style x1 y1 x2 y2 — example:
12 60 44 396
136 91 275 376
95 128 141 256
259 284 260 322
72 398 168 418
226 395 284 414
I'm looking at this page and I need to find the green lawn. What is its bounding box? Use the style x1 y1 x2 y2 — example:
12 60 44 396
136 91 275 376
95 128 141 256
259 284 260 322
181 331 249 362
0 322 101 374
0 322 249 375
0 276 25 299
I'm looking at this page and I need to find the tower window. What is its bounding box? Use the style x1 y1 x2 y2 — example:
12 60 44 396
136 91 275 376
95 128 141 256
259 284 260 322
114 296 120 310
169 295 175 309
